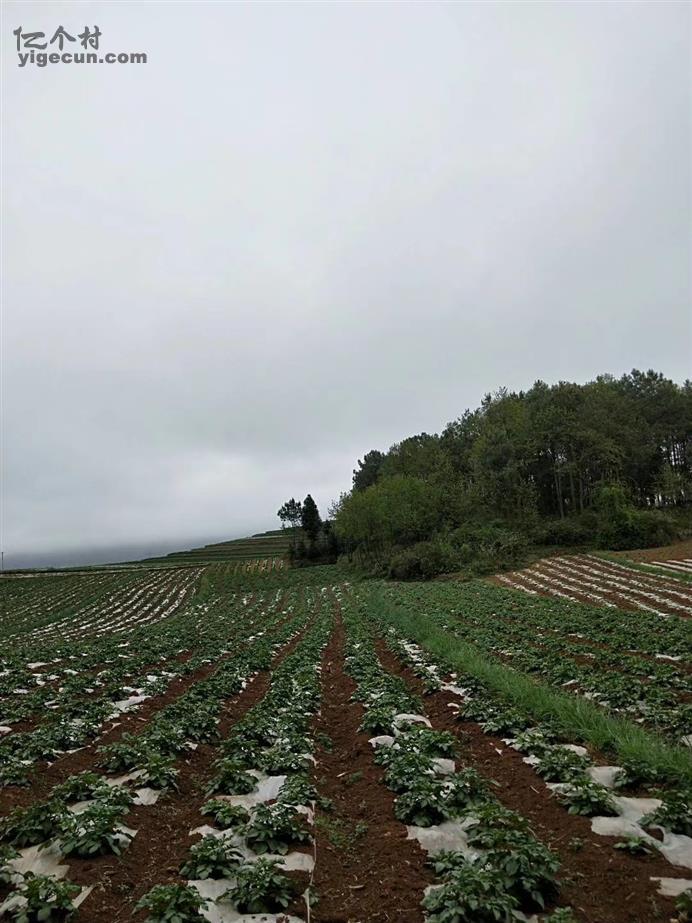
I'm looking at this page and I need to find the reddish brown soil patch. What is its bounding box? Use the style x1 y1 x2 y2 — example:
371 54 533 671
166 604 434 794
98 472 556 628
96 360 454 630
619 540 692 565
374 638 685 923
310 611 432 923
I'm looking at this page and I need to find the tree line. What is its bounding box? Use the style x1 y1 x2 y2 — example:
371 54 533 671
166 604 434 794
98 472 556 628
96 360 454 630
329 370 692 579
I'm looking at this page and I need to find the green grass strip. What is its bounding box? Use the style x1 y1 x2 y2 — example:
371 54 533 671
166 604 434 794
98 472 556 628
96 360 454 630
367 585 692 788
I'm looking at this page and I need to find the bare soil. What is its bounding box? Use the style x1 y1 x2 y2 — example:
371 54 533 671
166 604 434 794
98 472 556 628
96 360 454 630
619 540 692 565
309 611 432 923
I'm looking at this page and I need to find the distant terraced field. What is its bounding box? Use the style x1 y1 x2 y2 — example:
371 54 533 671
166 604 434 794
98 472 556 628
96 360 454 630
139 528 298 565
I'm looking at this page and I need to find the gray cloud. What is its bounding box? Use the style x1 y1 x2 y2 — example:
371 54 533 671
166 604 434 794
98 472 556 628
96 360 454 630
2 0 690 565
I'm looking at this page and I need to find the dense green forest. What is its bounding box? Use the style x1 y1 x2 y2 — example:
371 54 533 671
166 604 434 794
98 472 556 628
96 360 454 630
327 370 692 579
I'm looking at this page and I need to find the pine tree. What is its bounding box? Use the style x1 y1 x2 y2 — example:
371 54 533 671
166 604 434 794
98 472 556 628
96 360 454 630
301 494 322 542
277 498 302 549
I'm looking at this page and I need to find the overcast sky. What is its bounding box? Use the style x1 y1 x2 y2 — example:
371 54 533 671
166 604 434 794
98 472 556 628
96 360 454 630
2 0 690 567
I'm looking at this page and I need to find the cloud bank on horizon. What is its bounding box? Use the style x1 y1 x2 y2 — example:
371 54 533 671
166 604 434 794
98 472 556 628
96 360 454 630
2 0 690 565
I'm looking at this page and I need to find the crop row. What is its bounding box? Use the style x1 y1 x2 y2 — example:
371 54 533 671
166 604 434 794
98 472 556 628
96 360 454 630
380 579 691 743
351 585 692 908
0 589 294 790
0 588 316 921
498 555 692 619
134 589 334 920
0 567 203 644
336 592 583 922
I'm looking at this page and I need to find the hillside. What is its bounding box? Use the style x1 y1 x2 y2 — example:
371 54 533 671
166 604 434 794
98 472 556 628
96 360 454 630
138 528 297 565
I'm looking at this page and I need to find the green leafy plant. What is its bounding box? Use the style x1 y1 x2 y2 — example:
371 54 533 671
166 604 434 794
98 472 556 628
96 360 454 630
1 802 68 848
221 858 294 914
219 734 263 768
545 910 578 923
429 850 469 878
180 835 243 879
200 800 249 830
422 863 520 922
52 772 107 803
511 728 554 755
394 778 447 827
144 722 196 757
56 804 132 857
674 889 692 923
0 759 34 789
10 873 81 923
443 768 491 814
557 780 617 817
0 843 19 885
258 741 311 774
381 749 436 793
134 883 209 923
138 754 179 791
399 725 457 757
484 832 560 908
480 708 529 737
205 759 257 797
535 748 590 784
614 835 654 856
94 784 135 812
97 735 151 772
359 705 397 735
464 803 530 849
641 790 692 836
278 773 317 806
243 803 311 855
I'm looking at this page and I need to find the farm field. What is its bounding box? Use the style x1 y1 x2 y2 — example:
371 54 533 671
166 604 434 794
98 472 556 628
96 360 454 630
0 559 690 923
492 553 692 617
140 530 296 566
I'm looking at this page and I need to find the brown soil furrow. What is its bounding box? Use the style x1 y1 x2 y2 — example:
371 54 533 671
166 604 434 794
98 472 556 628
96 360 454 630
374 636 685 923
310 611 432 923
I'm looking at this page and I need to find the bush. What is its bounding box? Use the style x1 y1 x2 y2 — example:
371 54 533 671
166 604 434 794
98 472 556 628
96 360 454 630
448 523 527 574
534 516 596 547
593 486 678 550
422 864 520 922
388 540 458 581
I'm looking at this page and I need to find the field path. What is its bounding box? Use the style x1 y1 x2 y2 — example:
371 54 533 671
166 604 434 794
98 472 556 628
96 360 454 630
310 605 431 922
